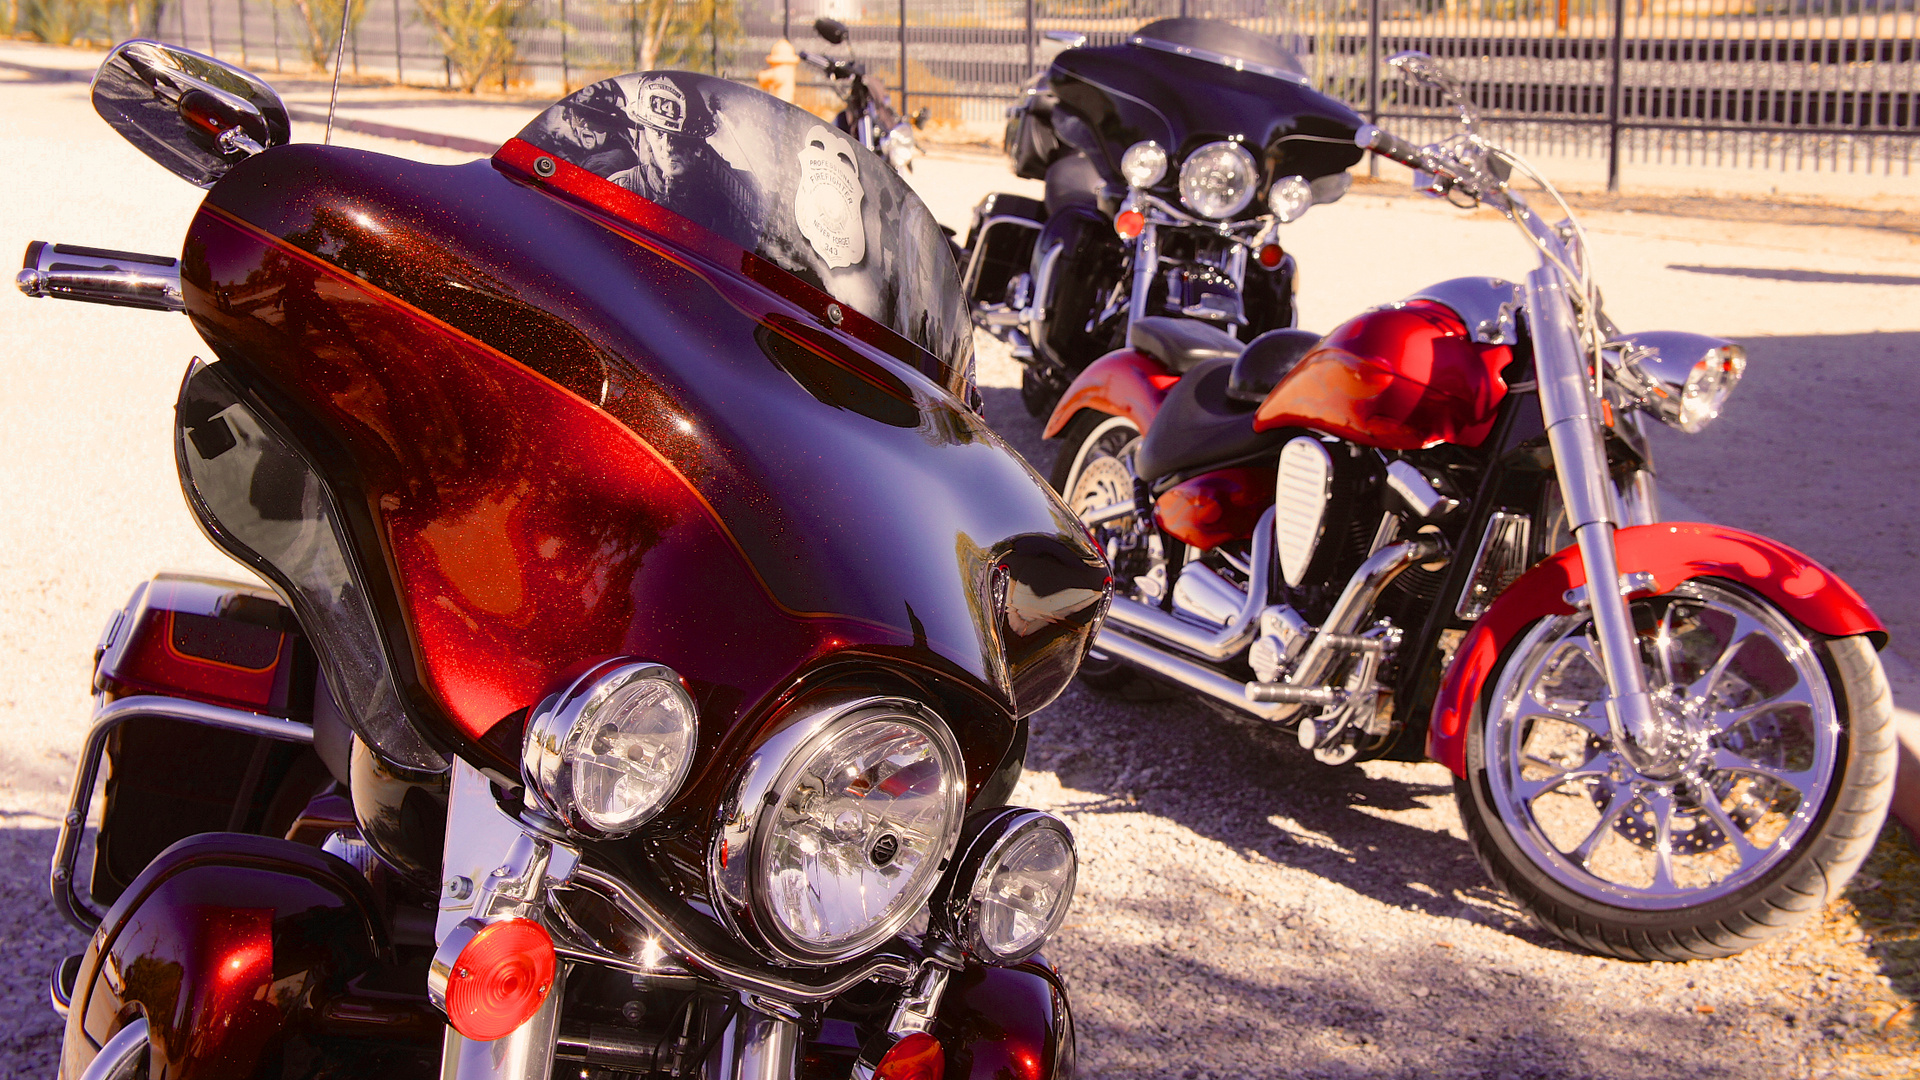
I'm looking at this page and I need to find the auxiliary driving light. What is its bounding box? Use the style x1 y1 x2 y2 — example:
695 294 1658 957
1119 140 1168 188
1267 174 1313 223
931 807 1077 965
428 917 557 1042
522 659 699 839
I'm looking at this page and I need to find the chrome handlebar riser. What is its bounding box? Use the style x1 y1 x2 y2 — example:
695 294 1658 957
18 241 184 312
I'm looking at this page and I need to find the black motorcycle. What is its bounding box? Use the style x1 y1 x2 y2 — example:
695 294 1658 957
801 16 929 175
964 18 1365 416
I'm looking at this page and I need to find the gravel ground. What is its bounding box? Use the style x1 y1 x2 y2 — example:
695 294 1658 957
3 51 1919 1080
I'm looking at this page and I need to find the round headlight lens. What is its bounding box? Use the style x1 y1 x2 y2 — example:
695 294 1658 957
1677 347 1746 433
757 707 964 960
522 661 699 838
1119 140 1168 188
1179 141 1259 219
1267 173 1313 223
935 807 1078 965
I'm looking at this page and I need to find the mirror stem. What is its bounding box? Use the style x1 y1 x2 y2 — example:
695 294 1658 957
325 0 352 144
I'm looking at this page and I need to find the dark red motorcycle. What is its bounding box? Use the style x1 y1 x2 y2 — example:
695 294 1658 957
1043 51 1895 962
22 40 1106 1080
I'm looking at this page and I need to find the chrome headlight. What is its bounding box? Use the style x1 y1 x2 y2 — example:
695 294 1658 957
523 660 699 838
1120 140 1168 188
1607 331 1747 434
932 807 1077 965
1179 140 1258 219
1267 174 1312 223
711 695 966 964
882 121 919 173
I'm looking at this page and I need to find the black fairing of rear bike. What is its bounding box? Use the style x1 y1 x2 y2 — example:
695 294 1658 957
1044 18 1364 205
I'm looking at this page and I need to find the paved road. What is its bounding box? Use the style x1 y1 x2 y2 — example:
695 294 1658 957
3 49 1919 1079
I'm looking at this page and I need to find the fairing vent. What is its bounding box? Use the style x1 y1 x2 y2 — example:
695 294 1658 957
1274 437 1333 588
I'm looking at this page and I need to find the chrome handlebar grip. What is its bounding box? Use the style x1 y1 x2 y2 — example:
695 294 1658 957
18 240 183 312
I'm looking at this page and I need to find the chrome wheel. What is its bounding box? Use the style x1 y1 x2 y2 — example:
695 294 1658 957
1484 579 1839 910
1056 414 1150 589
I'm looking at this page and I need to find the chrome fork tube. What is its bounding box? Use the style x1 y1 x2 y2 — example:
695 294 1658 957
1128 222 1159 325
440 964 568 1080
726 1007 800 1080
1526 268 1660 752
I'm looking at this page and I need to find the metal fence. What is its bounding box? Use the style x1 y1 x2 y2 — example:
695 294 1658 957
131 0 1917 180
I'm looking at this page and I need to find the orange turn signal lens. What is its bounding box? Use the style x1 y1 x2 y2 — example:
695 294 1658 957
1258 243 1283 269
1114 210 1145 240
442 918 556 1042
875 1032 945 1080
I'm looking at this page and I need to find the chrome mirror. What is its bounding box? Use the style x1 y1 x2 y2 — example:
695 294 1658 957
91 39 290 188
1044 30 1088 48
812 17 848 45
1387 50 1479 132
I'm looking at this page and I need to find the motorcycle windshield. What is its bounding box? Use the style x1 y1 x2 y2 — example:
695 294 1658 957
1047 17 1364 190
515 71 970 386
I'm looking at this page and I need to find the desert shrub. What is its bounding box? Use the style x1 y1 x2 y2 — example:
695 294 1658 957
416 0 525 90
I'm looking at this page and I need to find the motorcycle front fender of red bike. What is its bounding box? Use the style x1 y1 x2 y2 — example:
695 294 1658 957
60 832 442 1080
932 957 1075 1080
1041 348 1175 441
1428 522 1887 776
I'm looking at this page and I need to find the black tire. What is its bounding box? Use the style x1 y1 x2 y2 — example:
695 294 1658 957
1456 589 1895 962
1050 410 1172 700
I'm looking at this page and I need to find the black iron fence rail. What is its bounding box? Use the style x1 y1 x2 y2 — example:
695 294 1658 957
104 0 1916 184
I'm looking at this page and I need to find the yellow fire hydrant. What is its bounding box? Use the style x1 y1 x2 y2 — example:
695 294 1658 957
758 39 798 103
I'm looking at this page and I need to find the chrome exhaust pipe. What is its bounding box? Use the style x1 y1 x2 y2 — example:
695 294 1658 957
1245 536 1446 719
1103 507 1274 661
1096 531 1446 724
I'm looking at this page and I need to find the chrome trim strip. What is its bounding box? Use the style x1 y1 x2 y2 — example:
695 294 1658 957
52 694 313 934
568 864 916 1003
80 1018 149 1080
1127 34 1310 86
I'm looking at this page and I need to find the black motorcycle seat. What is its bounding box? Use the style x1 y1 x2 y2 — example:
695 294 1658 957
1134 358 1287 484
1129 316 1246 374
1227 327 1322 402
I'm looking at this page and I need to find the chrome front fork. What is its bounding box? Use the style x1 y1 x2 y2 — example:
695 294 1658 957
1525 268 1663 756
1126 221 1159 326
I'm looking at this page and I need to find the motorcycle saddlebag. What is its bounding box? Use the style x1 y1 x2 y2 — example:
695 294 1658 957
87 573 329 907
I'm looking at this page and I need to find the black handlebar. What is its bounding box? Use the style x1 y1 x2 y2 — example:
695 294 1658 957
1354 123 1425 171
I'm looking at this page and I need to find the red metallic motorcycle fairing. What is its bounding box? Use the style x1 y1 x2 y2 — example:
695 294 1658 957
931 957 1074 1080
1153 465 1276 550
1253 299 1511 450
64 832 441 1080
1040 347 1177 440
182 145 1107 779
1427 522 1888 776
94 573 298 714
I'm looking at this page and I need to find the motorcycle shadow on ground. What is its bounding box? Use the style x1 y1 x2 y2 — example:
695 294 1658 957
1 822 79 1078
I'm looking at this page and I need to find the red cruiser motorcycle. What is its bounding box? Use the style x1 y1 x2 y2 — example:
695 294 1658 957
1047 51 1895 961
22 41 1107 1080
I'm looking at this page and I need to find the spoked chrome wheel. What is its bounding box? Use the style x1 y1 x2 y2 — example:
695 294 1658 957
1048 410 1169 698
1459 578 1895 961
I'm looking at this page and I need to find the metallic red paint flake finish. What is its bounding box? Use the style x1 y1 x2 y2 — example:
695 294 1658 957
1153 465 1277 551
1253 300 1511 450
1042 348 1176 440
95 574 294 714
1427 522 1888 775
930 958 1074 1080
67 833 421 1080
181 143 1105 791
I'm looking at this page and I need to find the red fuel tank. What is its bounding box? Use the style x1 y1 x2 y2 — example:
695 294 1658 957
1252 300 1511 450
